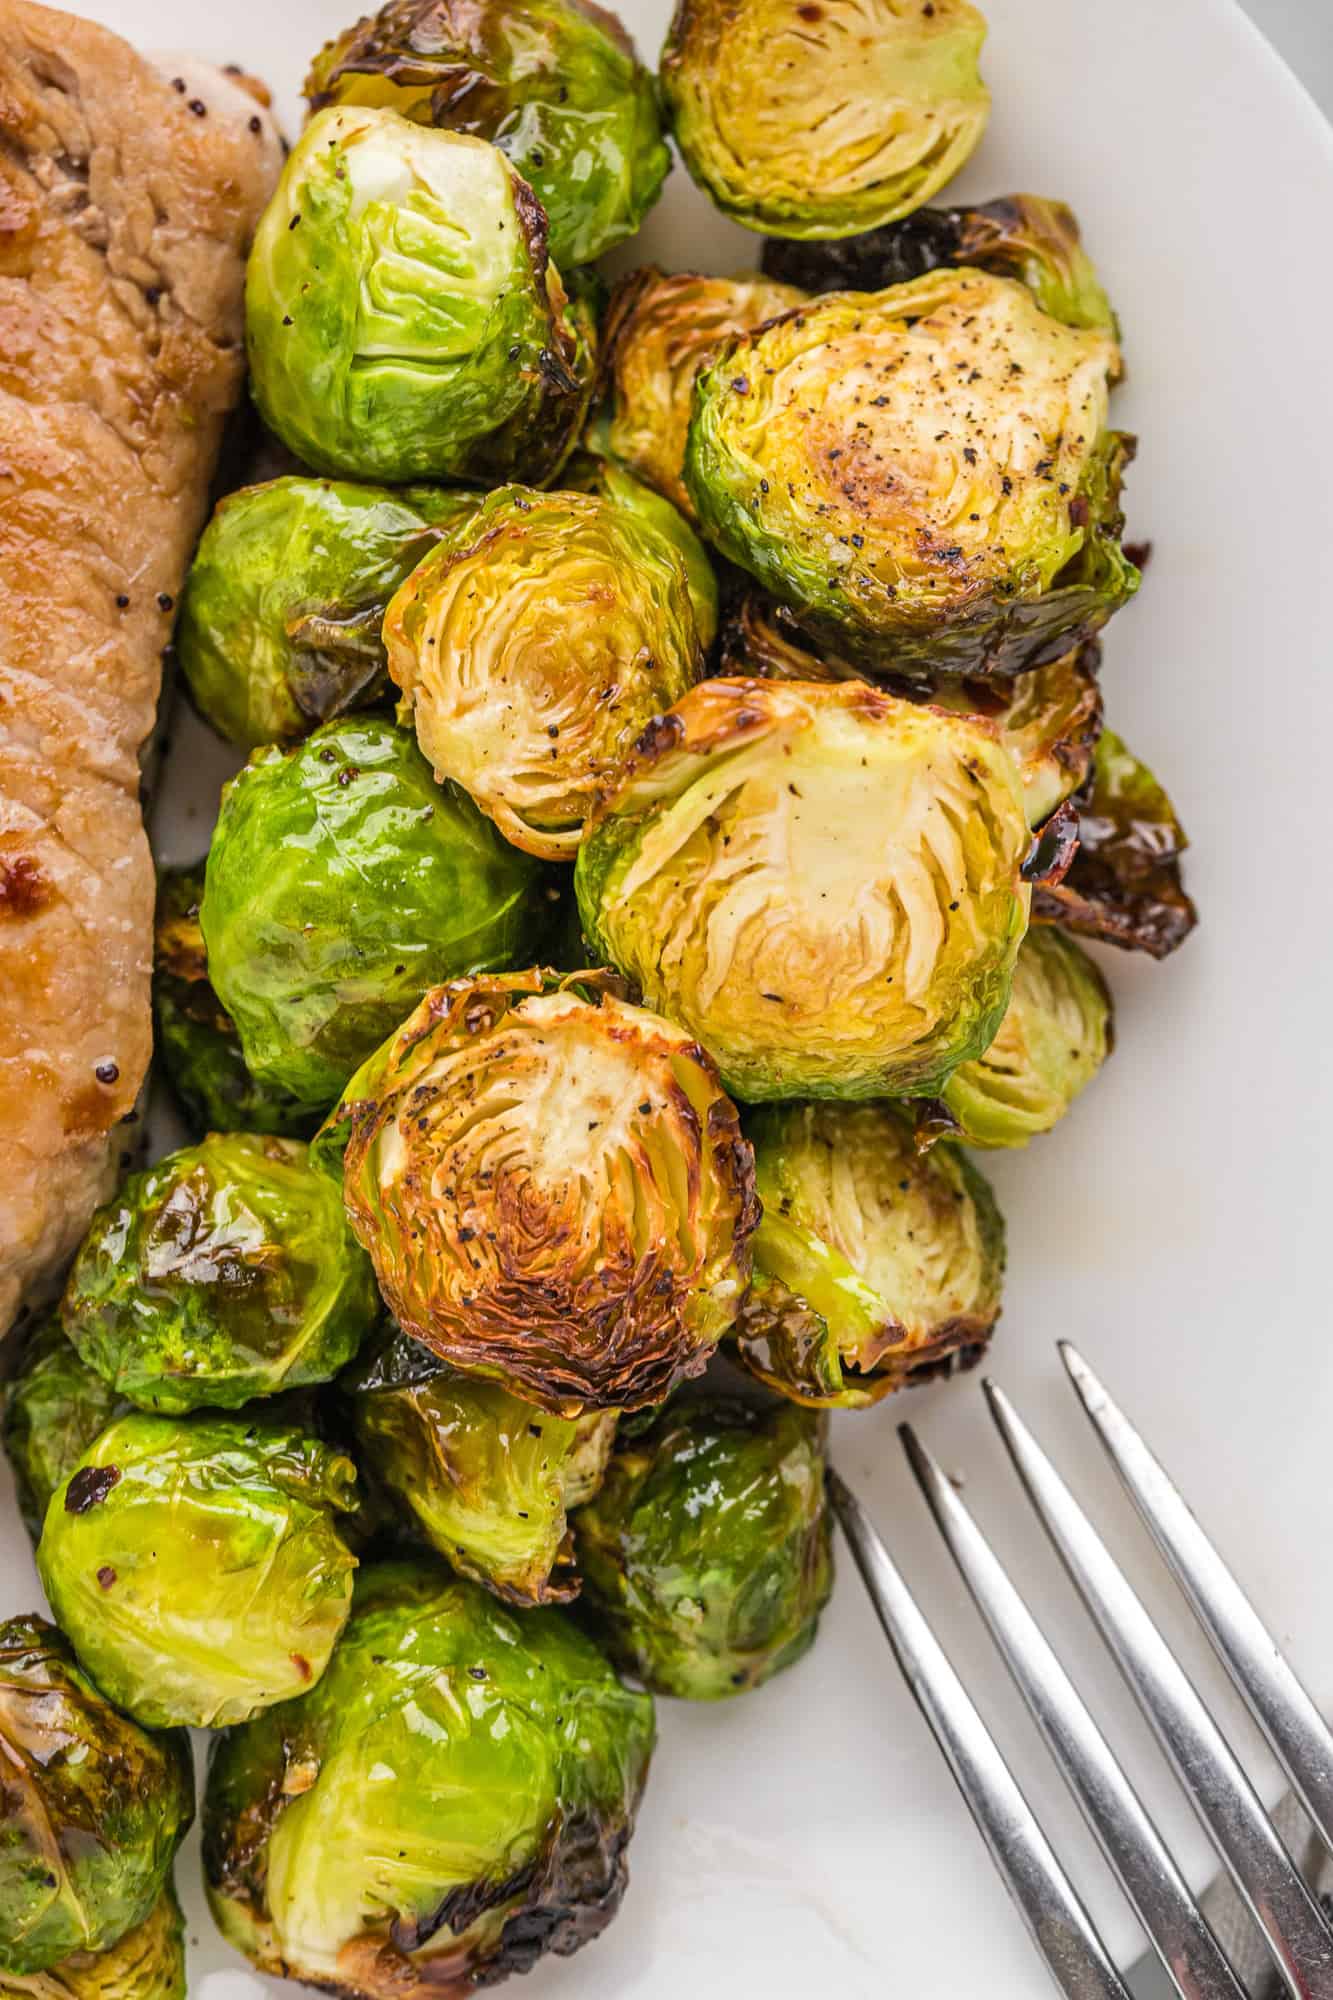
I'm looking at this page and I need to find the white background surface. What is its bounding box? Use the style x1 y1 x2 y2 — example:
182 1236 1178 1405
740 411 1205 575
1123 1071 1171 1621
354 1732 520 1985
4 1 1333 1995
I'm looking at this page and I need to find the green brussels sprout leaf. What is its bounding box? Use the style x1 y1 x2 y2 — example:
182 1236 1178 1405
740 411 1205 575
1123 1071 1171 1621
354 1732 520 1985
1 1318 126 1544
1032 727 1198 957
0 1889 187 2000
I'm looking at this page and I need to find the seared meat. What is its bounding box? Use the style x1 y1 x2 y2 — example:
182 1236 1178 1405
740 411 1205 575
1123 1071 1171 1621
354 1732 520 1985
0 1 281 1330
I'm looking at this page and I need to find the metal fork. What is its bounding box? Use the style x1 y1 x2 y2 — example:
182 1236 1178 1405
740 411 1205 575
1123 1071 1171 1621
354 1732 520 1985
831 1342 1333 2000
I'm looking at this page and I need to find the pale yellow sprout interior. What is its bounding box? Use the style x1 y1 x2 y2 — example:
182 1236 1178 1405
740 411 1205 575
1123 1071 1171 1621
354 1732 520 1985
689 0 989 219
598 685 1030 1094
385 493 700 859
943 928 1111 1144
757 1103 999 1346
709 273 1120 615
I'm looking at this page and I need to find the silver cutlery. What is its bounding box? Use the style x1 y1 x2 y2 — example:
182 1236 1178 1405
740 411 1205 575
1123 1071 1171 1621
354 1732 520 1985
831 1343 1333 1999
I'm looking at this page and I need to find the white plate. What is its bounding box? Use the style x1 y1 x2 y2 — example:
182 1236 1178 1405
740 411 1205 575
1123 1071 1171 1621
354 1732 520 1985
5 1 1333 1994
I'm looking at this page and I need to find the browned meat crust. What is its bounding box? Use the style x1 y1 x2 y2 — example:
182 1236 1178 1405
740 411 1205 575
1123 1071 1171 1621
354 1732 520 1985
0 1 280 1329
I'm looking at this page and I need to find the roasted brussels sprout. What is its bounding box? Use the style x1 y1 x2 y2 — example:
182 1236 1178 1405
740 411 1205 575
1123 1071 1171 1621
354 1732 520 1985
734 1100 1005 1406
201 717 546 1115
762 193 1117 336
345 1324 616 1603
203 1562 655 1995
307 0 670 269
37 1415 358 1728
686 271 1139 677
917 927 1112 1149
563 452 719 652
177 477 475 749
719 602 1102 828
246 106 590 486
61 1135 379 1413
0 1616 192 1978
324 970 758 1413
153 864 315 1139
576 677 1031 1102
598 266 804 519
1032 728 1198 957
661 0 988 237
0 1890 186 2000
1 1317 126 1543
383 486 705 859
575 1397 832 1698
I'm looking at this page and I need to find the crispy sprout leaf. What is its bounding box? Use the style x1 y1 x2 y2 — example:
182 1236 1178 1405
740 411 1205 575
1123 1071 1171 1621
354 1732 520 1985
1031 727 1198 956
761 193 1117 337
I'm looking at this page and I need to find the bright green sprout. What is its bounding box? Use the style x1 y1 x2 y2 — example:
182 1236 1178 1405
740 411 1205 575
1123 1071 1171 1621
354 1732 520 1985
575 1397 833 1698
0 1889 186 2000
1 1317 126 1543
37 1415 359 1729
200 716 547 1117
203 1563 655 1995
60 1134 380 1414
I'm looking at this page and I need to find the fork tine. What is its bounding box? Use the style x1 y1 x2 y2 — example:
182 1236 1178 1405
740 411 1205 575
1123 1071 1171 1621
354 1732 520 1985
827 1468 1133 2000
983 1381 1333 2000
1060 1340 1333 1860
899 1423 1245 2000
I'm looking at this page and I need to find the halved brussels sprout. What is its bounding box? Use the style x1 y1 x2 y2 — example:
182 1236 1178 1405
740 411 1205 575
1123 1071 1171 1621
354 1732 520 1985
383 486 705 859
203 1562 655 1996
344 1324 616 1604
246 106 590 486
153 865 316 1139
918 927 1112 1149
762 193 1117 337
306 0 670 269
576 677 1031 1102
0 1616 193 1978
1032 727 1198 957
1 1317 126 1543
61 1135 379 1414
201 717 546 1116
37 1415 358 1728
598 266 805 519
661 0 988 237
575 1397 833 1698
563 452 719 652
323 970 758 1414
0 1890 186 2000
720 600 1103 827
734 1100 1004 1406
178 477 476 749
686 271 1139 676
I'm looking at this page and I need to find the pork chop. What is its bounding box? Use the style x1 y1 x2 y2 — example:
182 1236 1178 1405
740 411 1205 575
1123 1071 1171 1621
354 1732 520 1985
0 0 281 1331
